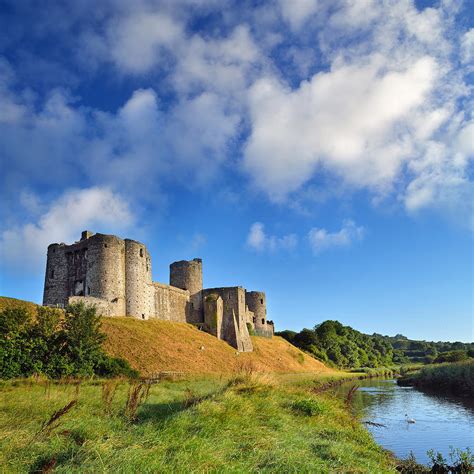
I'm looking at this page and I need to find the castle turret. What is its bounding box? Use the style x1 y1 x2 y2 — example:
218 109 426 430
170 258 203 322
245 291 267 330
43 243 68 307
125 239 153 319
87 234 126 315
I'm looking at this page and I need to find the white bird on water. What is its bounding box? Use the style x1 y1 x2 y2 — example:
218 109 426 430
405 414 416 424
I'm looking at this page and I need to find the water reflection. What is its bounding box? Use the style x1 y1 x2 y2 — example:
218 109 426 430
335 379 474 465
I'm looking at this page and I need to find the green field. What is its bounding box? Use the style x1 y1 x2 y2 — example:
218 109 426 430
0 371 396 473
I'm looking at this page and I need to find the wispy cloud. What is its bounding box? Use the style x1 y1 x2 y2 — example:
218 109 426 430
308 220 365 255
246 222 297 253
0 187 134 273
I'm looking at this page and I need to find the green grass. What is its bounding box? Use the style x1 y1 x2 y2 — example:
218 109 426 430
398 360 474 396
0 373 396 473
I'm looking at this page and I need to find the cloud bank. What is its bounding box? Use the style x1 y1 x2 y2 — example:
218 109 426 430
0 0 472 240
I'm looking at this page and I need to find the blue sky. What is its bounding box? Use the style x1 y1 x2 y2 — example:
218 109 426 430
0 0 472 342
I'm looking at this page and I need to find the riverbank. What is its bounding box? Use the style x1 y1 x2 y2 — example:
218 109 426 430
397 360 474 396
0 372 396 472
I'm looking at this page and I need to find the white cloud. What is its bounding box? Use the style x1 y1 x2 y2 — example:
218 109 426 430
308 219 365 254
0 68 240 203
246 222 297 252
0 187 134 273
461 29 474 65
278 0 321 31
244 55 439 201
88 11 184 74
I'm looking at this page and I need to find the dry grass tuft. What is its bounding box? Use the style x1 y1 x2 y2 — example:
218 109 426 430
35 399 78 438
102 379 121 414
227 361 276 393
124 380 151 421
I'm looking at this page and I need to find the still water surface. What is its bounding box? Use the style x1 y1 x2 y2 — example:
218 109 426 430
336 379 474 465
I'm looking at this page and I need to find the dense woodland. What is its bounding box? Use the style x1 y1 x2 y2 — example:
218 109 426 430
277 321 474 369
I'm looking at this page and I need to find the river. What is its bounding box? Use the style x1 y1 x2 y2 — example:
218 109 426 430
336 378 474 465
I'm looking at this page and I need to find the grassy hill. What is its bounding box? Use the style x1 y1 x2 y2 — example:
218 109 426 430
0 296 332 376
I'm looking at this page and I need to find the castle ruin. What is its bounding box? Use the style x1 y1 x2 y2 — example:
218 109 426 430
43 231 274 352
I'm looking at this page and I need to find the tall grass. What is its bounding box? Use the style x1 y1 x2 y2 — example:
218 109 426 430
0 374 395 473
398 360 474 396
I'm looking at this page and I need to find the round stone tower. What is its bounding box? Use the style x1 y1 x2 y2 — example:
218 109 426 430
245 291 267 329
170 258 203 322
43 243 68 307
125 239 153 319
86 234 126 315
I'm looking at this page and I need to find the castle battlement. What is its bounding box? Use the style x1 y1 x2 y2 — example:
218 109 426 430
43 231 274 351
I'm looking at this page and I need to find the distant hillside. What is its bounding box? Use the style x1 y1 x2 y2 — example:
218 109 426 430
278 320 474 368
377 333 474 364
0 297 332 376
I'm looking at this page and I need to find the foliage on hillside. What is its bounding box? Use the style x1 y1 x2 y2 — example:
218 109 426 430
398 360 474 396
278 321 474 369
378 334 474 364
0 302 136 379
277 320 393 369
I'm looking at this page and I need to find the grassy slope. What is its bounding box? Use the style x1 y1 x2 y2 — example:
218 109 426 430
0 296 38 317
0 296 332 376
0 375 395 473
101 317 332 376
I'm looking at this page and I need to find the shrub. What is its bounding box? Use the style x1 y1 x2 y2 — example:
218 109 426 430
290 398 325 416
0 303 137 379
433 350 468 364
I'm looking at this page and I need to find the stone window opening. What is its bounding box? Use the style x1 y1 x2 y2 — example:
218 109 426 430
260 298 263 304
141 314 145 320
253 316 256 323
87 286 91 295
104 243 108 248
140 248 143 257
261 318 265 325
50 269 54 279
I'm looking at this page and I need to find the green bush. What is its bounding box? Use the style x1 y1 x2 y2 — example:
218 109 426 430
290 398 325 416
0 303 136 379
433 350 468 363
398 360 474 396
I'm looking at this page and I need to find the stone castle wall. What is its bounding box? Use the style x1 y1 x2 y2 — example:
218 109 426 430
153 282 190 322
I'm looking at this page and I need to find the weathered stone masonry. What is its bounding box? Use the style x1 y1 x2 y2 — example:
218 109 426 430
43 231 274 351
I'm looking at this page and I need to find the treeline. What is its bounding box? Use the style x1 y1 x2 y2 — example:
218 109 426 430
277 321 474 369
277 320 393 369
376 334 474 364
0 302 137 379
